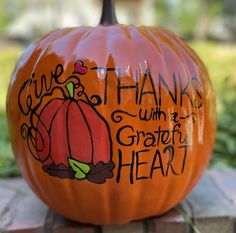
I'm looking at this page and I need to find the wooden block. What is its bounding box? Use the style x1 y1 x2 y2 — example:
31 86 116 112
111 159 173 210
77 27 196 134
209 168 236 204
194 217 234 233
0 187 19 233
186 170 236 233
0 178 30 194
5 192 48 232
0 178 47 233
187 172 236 218
147 202 192 233
48 211 95 233
54 228 95 233
0 186 17 215
103 221 144 233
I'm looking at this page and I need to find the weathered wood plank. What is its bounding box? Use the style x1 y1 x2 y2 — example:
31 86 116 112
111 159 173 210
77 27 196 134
0 178 48 233
0 187 17 214
46 211 95 233
5 192 48 233
147 200 192 233
0 178 30 193
209 168 236 205
0 187 20 233
186 169 236 233
102 221 145 233
187 171 236 218
193 217 234 233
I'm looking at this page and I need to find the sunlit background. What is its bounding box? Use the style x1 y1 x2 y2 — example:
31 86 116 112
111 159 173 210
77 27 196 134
0 0 236 177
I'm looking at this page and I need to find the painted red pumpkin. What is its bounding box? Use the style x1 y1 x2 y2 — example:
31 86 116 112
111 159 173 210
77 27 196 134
35 81 114 183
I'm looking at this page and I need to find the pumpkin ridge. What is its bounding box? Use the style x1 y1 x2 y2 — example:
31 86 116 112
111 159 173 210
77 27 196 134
65 100 73 160
75 101 94 163
138 27 161 54
78 99 113 164
150 28 185 63
49 99 71 166
66 100 93 164
35 121 50 162
74 27 95 54
154 29 199 86
39 98 65 131
36 99 66 163
159 28 203 67
48 100 67 133
31 28 70 78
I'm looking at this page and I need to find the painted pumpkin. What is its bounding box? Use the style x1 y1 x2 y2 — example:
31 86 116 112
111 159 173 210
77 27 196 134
36 80 113 183
6 0 216 225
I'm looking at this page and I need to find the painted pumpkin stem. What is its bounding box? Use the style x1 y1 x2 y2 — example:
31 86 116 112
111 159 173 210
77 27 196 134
100 0 118 25
66 82 74 99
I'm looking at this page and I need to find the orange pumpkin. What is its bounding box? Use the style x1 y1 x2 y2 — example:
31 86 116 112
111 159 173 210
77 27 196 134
6 0 216 225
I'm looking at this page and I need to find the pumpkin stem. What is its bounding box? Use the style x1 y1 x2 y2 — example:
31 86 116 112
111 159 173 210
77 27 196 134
100 0 118 25
66 82 74 99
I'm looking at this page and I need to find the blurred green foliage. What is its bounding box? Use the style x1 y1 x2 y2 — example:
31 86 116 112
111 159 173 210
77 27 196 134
190 41 236 168
0 112 20 177
0 46 22 177
213 79 236 168
0 0 26 32
0 41 236 177
0 1 11 31
155 0 234 39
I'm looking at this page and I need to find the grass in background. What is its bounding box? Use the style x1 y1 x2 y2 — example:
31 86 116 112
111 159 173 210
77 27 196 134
190 42 236 168
190 41 236 106
0 41 236 177
0 45 22 177
0 46 23 109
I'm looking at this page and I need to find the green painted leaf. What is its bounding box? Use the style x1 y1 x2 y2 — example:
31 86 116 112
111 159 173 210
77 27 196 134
74 169 86 179
68 158 90 180
66 82 74 98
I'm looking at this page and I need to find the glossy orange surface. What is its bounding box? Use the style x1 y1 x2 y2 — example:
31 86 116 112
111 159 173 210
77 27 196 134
7 25 216 225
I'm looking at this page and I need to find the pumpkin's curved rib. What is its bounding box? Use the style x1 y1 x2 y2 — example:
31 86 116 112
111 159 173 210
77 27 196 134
36 120 50 160
137 27 162 54
50 27 92 61
36 99 65 162
73 27 98 59
104 25 140 223
78 99 113 164
153 35 194 213
66 101 73 159
160 29 214 197
49 100 71 166
120 26 132 40
30 29 70 81
149 28 186 66
67 101 93 164
159 28 205 71
47 100 66 133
